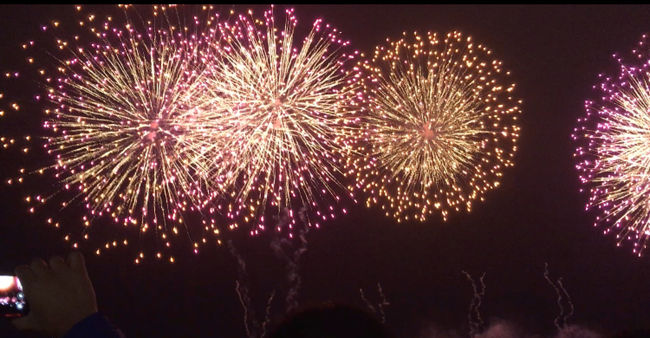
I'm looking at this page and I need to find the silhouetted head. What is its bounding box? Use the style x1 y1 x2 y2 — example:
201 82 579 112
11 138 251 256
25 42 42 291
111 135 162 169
611 329 650 338
270 303 393 338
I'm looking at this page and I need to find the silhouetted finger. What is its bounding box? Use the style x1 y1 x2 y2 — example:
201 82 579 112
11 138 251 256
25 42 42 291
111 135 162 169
11 314 36 331
48 256 68 273
67 251 87 274
14 265 36 287
30 258 49 277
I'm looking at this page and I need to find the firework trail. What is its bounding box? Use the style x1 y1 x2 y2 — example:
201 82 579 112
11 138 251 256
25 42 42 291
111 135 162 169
543 263 574 331
228 240 256 338
2 5 231 261
199 6 363 235
228 239 277 338
572 34 650 256
359 282 390 324
351 31 521 222
235 280 254 338
269 207 310 313
260 291 276 338
462 270 486 337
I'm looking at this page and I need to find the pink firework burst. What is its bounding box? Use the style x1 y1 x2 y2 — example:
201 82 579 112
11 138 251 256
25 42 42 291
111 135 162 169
573 34 650 257
2 5 234 263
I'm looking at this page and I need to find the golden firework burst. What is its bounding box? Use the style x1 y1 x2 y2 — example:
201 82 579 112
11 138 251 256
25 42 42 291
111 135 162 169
352 31 521 222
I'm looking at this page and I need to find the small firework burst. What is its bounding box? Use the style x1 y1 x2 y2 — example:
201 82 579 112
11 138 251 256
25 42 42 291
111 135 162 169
352 31 521 223
573 34 650 256
199 7 363 235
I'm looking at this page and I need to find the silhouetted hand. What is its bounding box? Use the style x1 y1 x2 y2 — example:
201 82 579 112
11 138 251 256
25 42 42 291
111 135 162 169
12 252 98 337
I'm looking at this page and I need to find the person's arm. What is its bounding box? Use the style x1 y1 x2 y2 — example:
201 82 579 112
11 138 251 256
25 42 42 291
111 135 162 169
12 252 125 338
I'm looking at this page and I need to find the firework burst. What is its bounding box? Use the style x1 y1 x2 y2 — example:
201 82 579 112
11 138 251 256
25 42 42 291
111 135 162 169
573 34 650 256
352 31 521 223
199 7 363 235
2 5 231 262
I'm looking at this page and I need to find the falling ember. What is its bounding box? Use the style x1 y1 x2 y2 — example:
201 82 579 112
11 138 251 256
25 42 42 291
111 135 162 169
573 34 650 256
350 31 522 223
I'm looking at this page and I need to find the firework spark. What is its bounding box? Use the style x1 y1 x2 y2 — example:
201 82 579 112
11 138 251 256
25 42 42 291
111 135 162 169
573 34 650 256
200 7 363 235
352 31 521 223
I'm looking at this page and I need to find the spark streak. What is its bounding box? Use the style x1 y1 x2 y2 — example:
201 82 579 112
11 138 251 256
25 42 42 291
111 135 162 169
573 34 650 256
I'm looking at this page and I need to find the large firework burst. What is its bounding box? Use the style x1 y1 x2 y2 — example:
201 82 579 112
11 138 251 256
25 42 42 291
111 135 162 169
3 5 229 262
200 7 363 235
352 31 521 223
573 34 650 256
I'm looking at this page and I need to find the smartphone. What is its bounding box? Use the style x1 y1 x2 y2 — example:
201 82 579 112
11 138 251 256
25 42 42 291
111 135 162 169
0 275 28 318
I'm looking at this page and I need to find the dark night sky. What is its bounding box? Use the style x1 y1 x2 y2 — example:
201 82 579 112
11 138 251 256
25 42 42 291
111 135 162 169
1 4 650 338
